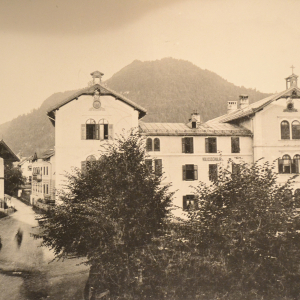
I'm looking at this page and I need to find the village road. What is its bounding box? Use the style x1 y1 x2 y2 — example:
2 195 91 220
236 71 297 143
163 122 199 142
0 198 89 300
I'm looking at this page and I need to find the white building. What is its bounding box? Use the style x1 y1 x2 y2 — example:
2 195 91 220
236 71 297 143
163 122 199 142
18 156 33 184
44 70 300 210
30 149 55 205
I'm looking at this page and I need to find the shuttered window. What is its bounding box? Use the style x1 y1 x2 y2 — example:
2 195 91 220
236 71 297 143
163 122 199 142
205 137 217 153
183 195 198 210
182 164 198 181
209 164 218 182
182 137 194 153
145 159 153 172
154 159 162 176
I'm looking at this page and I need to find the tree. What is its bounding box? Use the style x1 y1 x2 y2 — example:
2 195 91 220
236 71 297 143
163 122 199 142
37 131 173 297
187 160 300 298
4 162 25 196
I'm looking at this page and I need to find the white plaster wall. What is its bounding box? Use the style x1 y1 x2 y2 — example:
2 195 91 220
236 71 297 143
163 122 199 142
147 135 253 209
55 95 139 191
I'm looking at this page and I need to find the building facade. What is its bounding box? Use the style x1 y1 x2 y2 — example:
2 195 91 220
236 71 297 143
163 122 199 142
44 70 300 210
30 150 55 205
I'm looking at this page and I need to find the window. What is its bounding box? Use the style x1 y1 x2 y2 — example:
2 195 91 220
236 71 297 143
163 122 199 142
192 121 197 129
81 155 97 174
231 137 240 153
183 195 198 210
205 137 217 153
292 120 300 139
144 159 162 176
99 119 112 140
154 159 162 176
145 159 153 172
182 164 198 181
154 138 160 151
278 155 292 173
146 138 153 151
81 119 113 140
86 119 97 140
232 163 240 175
209 164 218 182
281 121 290 139
182 137 194 153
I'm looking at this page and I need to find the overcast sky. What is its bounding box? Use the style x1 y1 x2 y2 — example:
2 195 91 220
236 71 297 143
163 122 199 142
1 0 300 124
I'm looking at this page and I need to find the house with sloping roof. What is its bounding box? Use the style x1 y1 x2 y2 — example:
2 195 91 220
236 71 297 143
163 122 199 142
30 149 55 206
47 71 147 193
0 140 19 202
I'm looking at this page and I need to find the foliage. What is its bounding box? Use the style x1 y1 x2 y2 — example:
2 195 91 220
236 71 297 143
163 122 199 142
4 162 25 196
183 160 300 298
36 131 173 297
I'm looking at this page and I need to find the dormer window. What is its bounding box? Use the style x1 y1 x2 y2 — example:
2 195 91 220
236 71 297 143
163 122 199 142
192 121 197 129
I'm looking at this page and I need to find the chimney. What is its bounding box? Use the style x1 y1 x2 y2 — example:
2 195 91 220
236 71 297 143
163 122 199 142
239 95 249 109
227 101 238 114
90 70 104 85
190 111 201 128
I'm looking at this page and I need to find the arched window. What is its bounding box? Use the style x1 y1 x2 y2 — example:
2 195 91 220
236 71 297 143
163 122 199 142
86 119 97 140
292 120 300 139
292 154 300 173
154 138 160 151
295 189 300 207
278 154 291 173
99 119 110 140
281 120 290 139
86 155 96 161
146 138 153 151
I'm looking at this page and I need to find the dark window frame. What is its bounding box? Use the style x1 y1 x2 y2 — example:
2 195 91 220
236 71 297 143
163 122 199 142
209 164 218 182
182 137 194 154
182 164 198 181
281 120 290 140
205 137 217 153
231 137 240 153
183 195 198 210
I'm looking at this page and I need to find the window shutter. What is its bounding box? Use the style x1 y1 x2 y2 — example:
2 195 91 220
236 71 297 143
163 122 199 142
146 138 153 151
183 196 187 210
99 124 104 140
108 124 114 140
278 159 284 173
194 165 198 180
155 159 162 176
81 124 86 140
145 159 153 172
182 138 186 153
205 138 209 153
190 137 194 153
213 138 217 153
154 138 160 151
81 161 87 174
95 124 100 140
182 165 186 180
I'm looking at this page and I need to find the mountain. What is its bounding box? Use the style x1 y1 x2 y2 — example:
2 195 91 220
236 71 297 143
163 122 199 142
0 58 270 157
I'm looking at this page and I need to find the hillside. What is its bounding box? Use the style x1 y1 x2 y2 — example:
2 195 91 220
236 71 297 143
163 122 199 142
0 58 270 156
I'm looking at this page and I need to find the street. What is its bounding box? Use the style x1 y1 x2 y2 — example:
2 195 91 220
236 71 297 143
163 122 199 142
0 198 89 300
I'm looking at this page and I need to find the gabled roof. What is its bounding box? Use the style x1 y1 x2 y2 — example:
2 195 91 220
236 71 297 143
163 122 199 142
47 83 147 122
40 149 55 160
208 86 300 124
139 121 252 136
0 140 19 162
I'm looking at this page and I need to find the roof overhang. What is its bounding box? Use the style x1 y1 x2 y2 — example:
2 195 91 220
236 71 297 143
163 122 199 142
0 140 19 162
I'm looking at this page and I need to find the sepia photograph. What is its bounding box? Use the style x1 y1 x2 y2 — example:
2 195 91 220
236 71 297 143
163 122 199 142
1 0 300 299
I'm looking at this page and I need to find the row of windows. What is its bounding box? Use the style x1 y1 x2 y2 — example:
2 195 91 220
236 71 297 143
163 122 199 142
146 137 240 154
182 189 300 211
81 119 113 140
278 154 300 173
182 164 219 181
281 120 300 139
32 166 49 176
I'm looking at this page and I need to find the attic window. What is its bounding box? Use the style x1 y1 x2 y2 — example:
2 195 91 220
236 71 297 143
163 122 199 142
192 121 197 129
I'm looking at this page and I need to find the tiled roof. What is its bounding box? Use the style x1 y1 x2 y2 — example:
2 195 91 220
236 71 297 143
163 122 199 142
139 121 252 136
209 86 300 124
47 83 147 121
